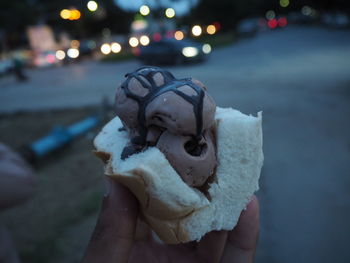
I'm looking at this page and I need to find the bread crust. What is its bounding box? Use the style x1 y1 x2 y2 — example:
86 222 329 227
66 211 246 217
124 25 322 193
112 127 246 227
94 107 263 244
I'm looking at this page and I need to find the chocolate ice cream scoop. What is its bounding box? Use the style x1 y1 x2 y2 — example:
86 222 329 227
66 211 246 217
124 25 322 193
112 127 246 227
156 129 216 187
115 66 217 187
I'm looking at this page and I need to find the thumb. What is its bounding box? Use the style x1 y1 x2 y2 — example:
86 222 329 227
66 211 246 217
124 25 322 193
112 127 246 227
82 177 139 263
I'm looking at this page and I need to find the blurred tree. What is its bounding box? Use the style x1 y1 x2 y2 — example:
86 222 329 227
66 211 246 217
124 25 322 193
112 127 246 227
36 0 134 38
0 0 133 49
0 0 39 49
183 0 350 31
1 0 350 50
186 0 264 31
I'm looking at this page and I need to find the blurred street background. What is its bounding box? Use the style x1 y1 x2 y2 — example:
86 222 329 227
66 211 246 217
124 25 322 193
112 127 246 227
0 0 350 262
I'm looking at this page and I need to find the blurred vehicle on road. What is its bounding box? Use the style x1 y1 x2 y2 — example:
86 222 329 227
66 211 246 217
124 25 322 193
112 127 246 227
135 38 211 65
79 40 97 57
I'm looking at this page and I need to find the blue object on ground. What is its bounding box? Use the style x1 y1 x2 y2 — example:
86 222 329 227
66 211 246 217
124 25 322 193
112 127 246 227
30 116 99 157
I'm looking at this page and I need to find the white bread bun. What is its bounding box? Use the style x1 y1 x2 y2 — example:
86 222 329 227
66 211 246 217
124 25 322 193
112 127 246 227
94 107 263 244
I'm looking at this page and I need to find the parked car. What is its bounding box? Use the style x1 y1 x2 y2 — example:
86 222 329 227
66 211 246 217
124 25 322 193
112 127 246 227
79 40 97 57
136 38 211 65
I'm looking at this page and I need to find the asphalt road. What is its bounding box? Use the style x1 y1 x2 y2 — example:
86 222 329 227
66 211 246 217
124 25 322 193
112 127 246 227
1 26 350 263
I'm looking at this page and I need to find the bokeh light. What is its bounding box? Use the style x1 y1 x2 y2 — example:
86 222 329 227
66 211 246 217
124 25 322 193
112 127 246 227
279 0 290 8
67 48 79 58
192 25 202 37
182 47 198 57
202 44 211 54
301 6 312 16
100 43 111 55
278 17 288 27
174 30 184 40
267 19 278 29
87 1 98 12
140 5 150 16
265 10 276 20
153 32 162 41
69 10 81 20
60 9 71 19
213 22 221 31
71 40 80 48
131 20 148 31
206 25 216 35
129 37 139 47
165 8 175 18
111 42 121 53
46 54 56 64
55 50 66 60
140 35 150 46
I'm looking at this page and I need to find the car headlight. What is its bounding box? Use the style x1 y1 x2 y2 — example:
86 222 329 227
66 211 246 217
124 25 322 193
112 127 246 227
202 44 211 54
67 48 79 59
182 47 198 57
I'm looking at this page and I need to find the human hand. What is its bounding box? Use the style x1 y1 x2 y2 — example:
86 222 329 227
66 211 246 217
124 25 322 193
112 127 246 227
0 143 36 210
82 178 259 263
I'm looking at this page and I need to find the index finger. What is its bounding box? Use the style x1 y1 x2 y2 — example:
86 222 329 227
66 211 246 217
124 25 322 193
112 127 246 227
221 195 260 263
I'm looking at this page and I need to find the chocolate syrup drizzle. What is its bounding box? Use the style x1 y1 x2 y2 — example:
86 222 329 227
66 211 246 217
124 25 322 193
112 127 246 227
119 66 205 158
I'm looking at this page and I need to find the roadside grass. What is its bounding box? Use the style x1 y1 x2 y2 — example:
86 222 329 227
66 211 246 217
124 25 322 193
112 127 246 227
20 190 102 263
0 107 106 263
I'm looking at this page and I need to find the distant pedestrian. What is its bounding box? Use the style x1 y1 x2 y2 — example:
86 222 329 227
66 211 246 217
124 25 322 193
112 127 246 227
12 57 28 82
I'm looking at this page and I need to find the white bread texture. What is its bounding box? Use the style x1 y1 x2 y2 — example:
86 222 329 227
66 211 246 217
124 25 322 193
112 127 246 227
94 107 263 244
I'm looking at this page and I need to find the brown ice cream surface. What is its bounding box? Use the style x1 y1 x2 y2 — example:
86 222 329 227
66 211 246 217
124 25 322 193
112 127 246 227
115 66 217 187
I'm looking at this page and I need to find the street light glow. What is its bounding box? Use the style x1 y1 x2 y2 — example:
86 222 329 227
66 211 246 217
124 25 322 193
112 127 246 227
278 17 288 27
129 37 139 47
165 8 175 18
56 50 66 60
265 10 276 20
71 40 80 48
174 30 184 40
111 42 122 53
140 35 150 46
60 9 71 19
87 1 98 12
67 48 79 58
301 6 313 16
140 5 150 16
206 25 216 35
202 44 211 54
279 0 290 8
192 25 202 37
101 43 111 55
68 9 81 20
